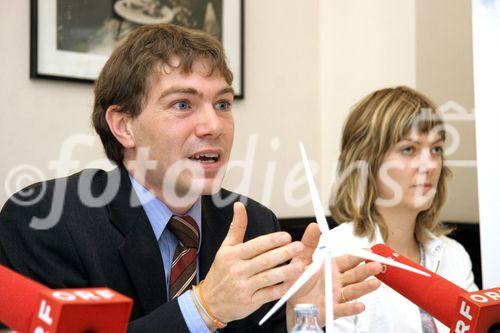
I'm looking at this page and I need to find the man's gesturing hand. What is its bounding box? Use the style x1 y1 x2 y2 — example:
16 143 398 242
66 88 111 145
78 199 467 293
200 202 305 324
285 223 383 329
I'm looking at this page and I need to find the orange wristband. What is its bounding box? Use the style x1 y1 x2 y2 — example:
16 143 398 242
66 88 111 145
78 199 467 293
195 280 227 329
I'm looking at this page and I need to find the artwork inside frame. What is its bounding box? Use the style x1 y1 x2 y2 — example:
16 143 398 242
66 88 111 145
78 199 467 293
30 0 244 98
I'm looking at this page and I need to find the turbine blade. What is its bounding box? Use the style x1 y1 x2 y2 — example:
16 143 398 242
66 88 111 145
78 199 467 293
324 256 334 333
345 248 431 277
299 142 330 235
259 257 324 326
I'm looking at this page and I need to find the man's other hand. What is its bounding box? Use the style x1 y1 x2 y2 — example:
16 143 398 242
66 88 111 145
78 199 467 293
285 223 383 329
201 202 305 324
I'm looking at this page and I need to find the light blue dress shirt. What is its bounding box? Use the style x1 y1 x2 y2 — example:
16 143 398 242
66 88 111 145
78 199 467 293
129 176 211 333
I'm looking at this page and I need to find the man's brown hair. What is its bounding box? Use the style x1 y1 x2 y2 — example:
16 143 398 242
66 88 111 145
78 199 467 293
92 23 233 165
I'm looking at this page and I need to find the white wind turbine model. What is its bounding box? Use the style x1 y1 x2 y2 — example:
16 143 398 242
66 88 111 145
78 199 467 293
259 142 431 333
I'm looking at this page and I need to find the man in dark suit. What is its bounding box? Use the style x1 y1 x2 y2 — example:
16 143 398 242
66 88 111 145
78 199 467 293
0 24 382 332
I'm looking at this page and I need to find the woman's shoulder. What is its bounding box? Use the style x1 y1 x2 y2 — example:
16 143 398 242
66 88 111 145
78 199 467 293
433 234 478 291
437 235 471 258
432 234 471 267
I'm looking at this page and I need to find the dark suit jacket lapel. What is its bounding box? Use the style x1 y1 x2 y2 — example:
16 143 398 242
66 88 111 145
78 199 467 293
199 191 234 279
105 166 167 315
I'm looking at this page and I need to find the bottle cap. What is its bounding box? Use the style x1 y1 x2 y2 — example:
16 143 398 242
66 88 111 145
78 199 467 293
294 304 319 316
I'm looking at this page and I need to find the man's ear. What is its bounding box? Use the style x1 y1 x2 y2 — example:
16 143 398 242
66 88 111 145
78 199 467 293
105 105 136 149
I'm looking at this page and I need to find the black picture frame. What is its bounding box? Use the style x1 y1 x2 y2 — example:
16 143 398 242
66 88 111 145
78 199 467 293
30 0 244 98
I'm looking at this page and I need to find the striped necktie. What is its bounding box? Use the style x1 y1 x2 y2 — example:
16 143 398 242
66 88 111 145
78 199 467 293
167 215 200 300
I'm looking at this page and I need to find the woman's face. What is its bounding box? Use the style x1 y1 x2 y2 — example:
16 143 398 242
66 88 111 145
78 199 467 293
375 131 444 212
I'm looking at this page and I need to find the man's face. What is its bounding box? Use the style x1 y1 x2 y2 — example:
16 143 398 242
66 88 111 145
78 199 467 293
127 59 234 206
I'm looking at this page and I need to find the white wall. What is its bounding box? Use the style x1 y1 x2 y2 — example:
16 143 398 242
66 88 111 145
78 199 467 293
416 0 478 223
472 0 500 287
223 0 320 217
0 0 478 223
319 0 417 208
0 1 107 205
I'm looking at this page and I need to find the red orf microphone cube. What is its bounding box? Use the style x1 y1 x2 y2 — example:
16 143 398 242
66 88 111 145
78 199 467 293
30 288 133 333
0 265 133 333
452 287 500 333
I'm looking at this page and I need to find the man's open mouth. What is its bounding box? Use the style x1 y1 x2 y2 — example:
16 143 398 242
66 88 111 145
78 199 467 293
188 152 220 164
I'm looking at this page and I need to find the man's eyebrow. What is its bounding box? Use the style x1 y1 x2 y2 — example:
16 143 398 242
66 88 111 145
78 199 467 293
157 86 234 100
217 87 235 97
158 87 200 100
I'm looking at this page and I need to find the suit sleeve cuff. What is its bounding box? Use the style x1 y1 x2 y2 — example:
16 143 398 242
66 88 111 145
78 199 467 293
178 290 212 333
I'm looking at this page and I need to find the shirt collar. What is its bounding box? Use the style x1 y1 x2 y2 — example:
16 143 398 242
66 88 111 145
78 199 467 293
372 223 385 245
128 175 202 241
421 228 443 255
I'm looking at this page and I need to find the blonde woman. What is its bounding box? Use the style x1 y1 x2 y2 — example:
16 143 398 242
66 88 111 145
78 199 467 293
329 86 477 333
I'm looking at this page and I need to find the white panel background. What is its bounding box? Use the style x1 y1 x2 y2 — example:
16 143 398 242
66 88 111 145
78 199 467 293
472 0 500 288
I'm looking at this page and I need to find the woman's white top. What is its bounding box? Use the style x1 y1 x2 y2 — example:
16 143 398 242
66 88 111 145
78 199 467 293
330 222 478 333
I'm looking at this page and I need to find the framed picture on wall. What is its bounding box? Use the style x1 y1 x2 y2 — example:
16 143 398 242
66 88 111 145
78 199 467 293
30 0 244 98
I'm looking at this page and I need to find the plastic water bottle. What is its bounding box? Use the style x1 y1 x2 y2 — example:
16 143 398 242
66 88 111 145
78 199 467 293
290 304 324 333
